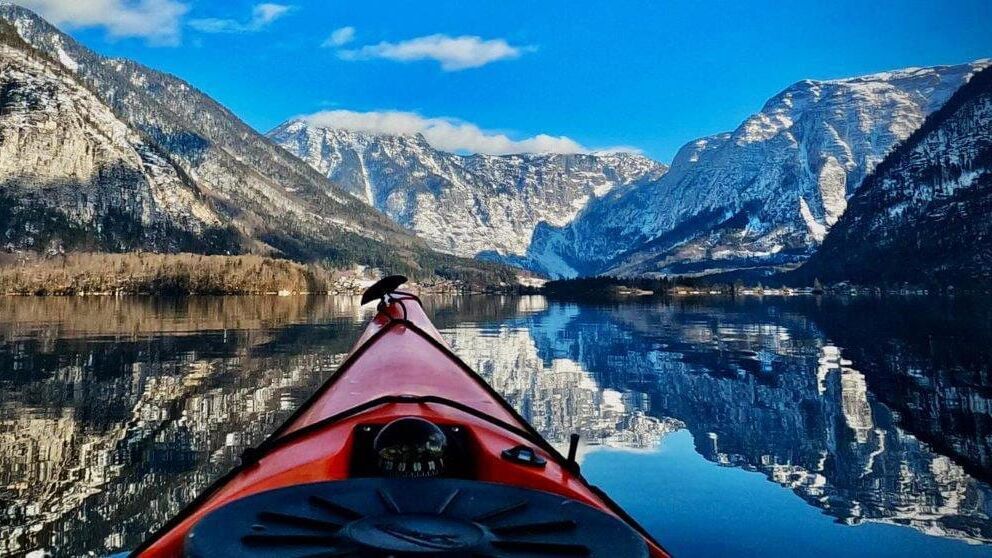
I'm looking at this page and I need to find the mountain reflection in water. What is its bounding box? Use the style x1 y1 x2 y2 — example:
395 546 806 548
0 295 990 556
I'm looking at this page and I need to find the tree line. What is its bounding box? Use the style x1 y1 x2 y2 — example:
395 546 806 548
0 253 349 295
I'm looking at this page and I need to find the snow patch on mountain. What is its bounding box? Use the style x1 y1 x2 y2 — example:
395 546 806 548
0 22 224 251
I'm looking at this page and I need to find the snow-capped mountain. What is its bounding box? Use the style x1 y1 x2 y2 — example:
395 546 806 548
0 4 509 281
0 18 230 253
268 121 666 260
529 60 990 278
798 64 992 286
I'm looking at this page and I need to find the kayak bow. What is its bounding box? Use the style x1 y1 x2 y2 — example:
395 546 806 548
133 278 671 557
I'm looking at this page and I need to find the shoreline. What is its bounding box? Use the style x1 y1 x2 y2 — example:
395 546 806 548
0 287 525 297
4 254 987 298
6 285 985 299
0 252 529 297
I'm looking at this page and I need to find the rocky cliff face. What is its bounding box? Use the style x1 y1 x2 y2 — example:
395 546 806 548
799 65 992 286
268 122 665 269
0 20 229 253
528 61 989 277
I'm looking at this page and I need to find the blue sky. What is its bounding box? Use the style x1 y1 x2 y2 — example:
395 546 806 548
22 0 992 161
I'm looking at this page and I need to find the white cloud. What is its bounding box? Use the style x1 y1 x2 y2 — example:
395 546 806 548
295 110 618 155
338 34 528 71
322 26 355 47
592 145 644 155
189 3 293 34
15 0 188 45
253 3 291 24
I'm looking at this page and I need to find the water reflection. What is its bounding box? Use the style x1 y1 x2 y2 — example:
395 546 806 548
1 295 991 556
0 297 374 556
443 309 682 456
505 298 992 544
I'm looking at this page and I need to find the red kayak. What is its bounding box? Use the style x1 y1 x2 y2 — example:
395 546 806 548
133 277 670 557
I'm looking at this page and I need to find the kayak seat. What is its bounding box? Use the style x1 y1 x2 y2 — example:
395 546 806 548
184 478 649 557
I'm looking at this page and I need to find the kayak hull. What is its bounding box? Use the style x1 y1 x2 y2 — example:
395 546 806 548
134 293 670 557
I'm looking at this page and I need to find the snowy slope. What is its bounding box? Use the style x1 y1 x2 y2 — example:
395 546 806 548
799 65 992 286
269 122 665 263
0 19 228 253
532 60 989 278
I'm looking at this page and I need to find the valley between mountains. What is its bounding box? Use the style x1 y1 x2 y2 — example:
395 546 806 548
0 3 989 291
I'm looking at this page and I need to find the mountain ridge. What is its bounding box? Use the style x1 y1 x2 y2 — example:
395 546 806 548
526 59 990 278
795 64 992 286
268 120 666 270
0 17 235 254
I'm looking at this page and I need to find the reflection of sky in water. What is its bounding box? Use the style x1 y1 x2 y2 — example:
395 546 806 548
1 295 991 556
585 432 992 558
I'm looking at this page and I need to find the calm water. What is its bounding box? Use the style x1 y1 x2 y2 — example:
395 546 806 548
2 295 992 557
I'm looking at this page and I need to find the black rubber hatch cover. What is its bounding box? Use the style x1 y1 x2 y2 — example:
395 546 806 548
184 478 649 557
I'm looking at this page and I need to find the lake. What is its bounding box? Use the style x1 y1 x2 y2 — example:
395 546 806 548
1 294 991 557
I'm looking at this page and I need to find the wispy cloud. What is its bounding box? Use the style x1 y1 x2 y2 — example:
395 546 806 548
15 0 189 45
294 110 630 155
338 33 530 71
322 26 355 48
189 3 293 34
